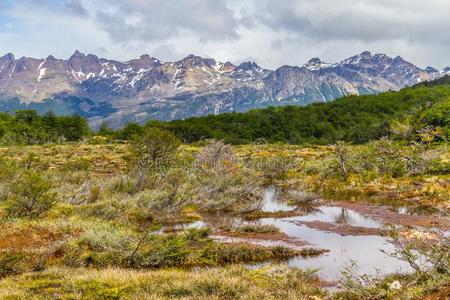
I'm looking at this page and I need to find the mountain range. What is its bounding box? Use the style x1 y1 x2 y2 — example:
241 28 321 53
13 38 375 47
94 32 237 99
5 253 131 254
0 50 448 128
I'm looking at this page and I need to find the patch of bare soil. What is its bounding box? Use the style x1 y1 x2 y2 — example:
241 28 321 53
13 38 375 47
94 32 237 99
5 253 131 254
333 201 450 229
0 225 66 251
291 220 383 236
420 283 450 300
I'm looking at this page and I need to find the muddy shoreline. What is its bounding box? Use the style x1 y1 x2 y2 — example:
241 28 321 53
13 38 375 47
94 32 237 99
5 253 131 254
332 201 450 229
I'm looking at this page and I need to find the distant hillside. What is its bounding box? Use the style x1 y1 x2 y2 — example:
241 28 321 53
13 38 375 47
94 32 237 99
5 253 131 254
1 78 449 146
0 50 447 128
152 81 450 144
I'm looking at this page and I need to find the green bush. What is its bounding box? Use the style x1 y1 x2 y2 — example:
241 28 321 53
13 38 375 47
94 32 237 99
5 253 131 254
129 127 181 174
0 251 46 278
133 235 189 268
4 171 58 218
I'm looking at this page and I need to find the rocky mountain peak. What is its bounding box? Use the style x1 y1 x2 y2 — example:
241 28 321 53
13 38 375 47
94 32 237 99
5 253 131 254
307 58 322 64
71 50 86 58
0 50 440 128
0 53 16 74
425 66 439 74
179 54 208 68
392 55 408 65
360 50 373 57
1 53 15 62
342 51 383 65
223 61 236 69
304 58 331 70
235 61 263 72
127 54 161 69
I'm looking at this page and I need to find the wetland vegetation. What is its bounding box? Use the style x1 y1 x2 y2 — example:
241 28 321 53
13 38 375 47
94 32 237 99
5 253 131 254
0 81 449 299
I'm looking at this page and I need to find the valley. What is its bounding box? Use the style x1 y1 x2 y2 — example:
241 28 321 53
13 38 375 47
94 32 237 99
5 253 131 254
1 50 448 128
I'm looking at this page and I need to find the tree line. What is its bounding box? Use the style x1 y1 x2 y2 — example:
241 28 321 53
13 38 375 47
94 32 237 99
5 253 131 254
0 110 90 145
1 77 449 145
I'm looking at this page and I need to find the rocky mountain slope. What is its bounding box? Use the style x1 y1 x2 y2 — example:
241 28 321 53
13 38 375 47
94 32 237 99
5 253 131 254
0 50 448 128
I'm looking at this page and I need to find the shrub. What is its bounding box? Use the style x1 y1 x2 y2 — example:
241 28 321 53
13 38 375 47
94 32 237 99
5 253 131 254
0 251 46 278
336 229 450 299
326 138 441 180
135 168 196 218
0 157 16 182
193 167 262 212
109 175 137 195
61 157 91 172
133 235 189 268
68 181 102 205
250 155 299 184
184 227 212 241
128 127 181 173
236 224 280 234
192 141 263 212
5 171 58 218
195 140 237 175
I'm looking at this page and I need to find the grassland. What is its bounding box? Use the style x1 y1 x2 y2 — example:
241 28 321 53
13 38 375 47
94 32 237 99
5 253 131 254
0 141 448 299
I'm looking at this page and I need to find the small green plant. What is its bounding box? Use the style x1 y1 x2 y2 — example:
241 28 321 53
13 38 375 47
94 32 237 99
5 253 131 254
5 171 58 218
235 224 280 234
61 157 91 172
184 227 212 241
0 251 46 278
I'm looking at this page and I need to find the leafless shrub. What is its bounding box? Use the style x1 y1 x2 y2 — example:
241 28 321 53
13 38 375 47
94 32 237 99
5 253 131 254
194 168 262 212
135 168 196 217
195 140 237 175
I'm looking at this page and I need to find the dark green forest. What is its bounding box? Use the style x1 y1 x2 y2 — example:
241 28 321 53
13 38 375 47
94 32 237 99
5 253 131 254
0 110 90 144
1 77 449 145
152 79 450 144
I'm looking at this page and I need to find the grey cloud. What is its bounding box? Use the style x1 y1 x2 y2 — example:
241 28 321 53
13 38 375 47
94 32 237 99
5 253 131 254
3 0 450 69
7 0 88 16
251 0 450 44
92 0 239 43
152 44 178 62
65 0 88 16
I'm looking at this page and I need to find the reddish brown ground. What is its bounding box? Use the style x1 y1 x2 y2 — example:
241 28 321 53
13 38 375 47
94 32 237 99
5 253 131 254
420 283 450 300
333 201 450 230
291 220 383 236
0 225 67 251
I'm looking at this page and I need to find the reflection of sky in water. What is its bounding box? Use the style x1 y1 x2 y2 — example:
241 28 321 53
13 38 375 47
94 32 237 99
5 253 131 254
175 220 206 229
258 187 415 280
261 214 411 281
175 187 421 281
262 186 295 212
291 206 382 228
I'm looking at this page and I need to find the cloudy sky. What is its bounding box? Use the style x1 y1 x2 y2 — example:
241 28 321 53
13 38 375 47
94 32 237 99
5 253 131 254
0 0 449 69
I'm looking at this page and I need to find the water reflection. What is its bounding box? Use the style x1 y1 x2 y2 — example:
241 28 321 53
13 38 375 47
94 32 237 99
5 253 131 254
174 187 421 281
323 190 439 217
292 206 382 228
261 217 411 280
262 186 295 212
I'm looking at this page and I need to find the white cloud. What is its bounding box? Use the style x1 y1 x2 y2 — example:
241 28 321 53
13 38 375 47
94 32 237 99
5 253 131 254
0 0 449 69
